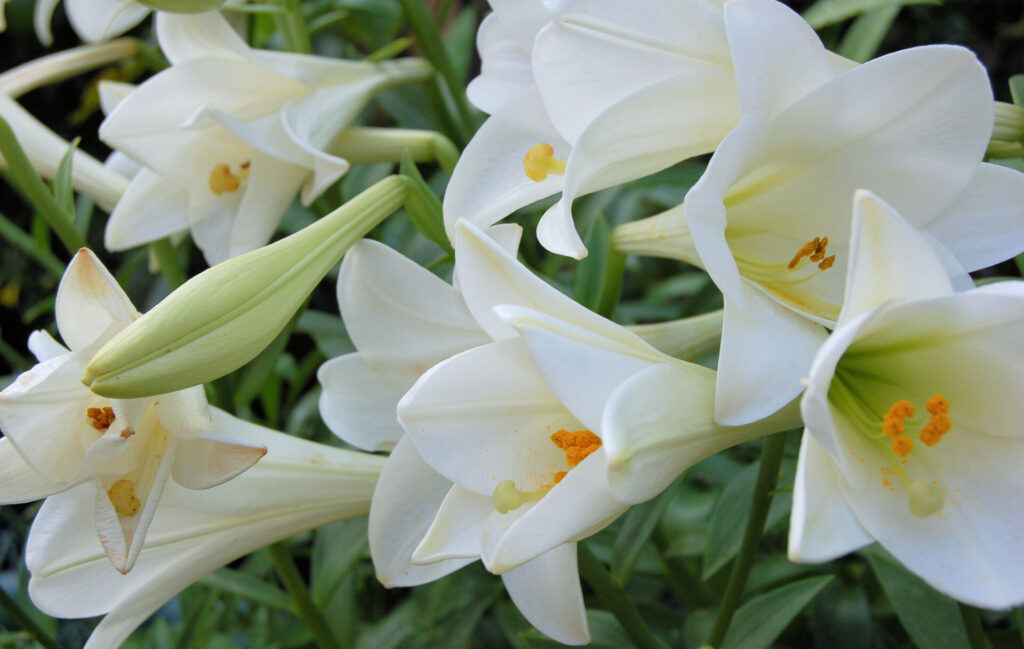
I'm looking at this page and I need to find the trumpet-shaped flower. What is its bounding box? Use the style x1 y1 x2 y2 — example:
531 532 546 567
444 0 745 259
18 410 383 649
100 11 430 265
339 220 795 644
617 0 1024 425
789 189 1024 609
0 249 266 573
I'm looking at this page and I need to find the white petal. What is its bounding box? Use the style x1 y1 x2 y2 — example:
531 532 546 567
412 485 490 564
398 339 577 495
533 0 730 142
104 169 190 252
787 431 873 563
724 0 834 118
65 0 149 43
454 219 644 344
466 12 534 113
538 71 739 259
841 190 953 325
443 85 567 241
496 304 664 432
317 354 407 452
56 249 137 351
923 162 1024 272
0 437 68 504
171 434 266 491
155 10 250 65
714 288 827 426
27 330 67 362
603 363 800 504
0 348 97 482
93 433 173 573
97 80 135 117
368 437 474 587
501 543 589 645
482 451 626 572
225 151 308 259
338 239 489 379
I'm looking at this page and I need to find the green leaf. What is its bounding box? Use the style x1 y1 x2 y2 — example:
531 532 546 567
865 547 972 649
519 611 637 649
702 460 792 579
836 6 900 62
574 214 611 311
1009 75 1024 107
719 575 834 649
400 152 452 253
611 479 680 586
53 137 80 218
803 0 939 29
807 582 873 649
199 568 293 612
311 518 368 605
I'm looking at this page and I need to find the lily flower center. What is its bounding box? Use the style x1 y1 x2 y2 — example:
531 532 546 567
832 380 953 518
729 233 840 319
87 406 115 431
208 160 251 195
523 143 567 182
491 429 602 514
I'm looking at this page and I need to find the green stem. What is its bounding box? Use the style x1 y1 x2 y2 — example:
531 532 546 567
704 432 788 649
0 587 64 649
397 0 476 139
275 0 312 54
653 525 714 608
578 544 672 649
150 238 186 290
0 117 85 255
269 543 343 649
0 38 138 98
0 210 66 275
959 604 989 649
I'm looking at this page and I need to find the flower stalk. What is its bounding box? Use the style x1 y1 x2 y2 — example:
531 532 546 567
705 431 789 649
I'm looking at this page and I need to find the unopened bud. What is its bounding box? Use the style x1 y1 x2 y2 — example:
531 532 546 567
83 176 408 398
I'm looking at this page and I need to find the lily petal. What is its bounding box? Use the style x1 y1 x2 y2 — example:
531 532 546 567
154 10 250 65
412 485 491 564
317 354 407 452
0 438 69 505
104 169 190 252
56 249 138 352
787 431 873 563
64 0 149 44
501 543 589 646
368 437 475 587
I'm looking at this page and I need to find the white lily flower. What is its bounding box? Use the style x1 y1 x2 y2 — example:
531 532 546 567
100 11 431 265
16 411 383 649
0 249 266 574
789 189 1024 609
34 0 151 46
617 0 1024 426
444 0 746 259
356 220 795 644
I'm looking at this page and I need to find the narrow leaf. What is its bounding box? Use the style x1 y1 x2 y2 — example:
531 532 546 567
720 575 834 649
803 0 938 29
400 152 452 253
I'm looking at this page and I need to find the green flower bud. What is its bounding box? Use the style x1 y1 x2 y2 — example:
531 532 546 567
136 0 226 13
83 176 408 398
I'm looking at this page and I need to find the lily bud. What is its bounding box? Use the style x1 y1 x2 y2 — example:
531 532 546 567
83 176 408 398
136 0 226 12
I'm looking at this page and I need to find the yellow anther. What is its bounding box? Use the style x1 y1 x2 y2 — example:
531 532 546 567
891 435 913 458
87 406 116 431
817 255 836 270
920 412 952 447
208 163 242 195
886 400 915 420
551 429 602 468
809 236 829 262
926 394 950 416
523 143 567 182
107 479 141 516
882 418 904 438
787 238 819 269
492 480 546 514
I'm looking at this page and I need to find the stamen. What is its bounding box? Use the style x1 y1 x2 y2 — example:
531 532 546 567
926 394 949 416
87 406 115 431
208 162 246 195
551 429 602 468
891 436 913 458
787 238 819 269
523 143 567 182
107 479 141 516
818 255 835 270
786 235 834 273
492 480 546 514
920 395 952 446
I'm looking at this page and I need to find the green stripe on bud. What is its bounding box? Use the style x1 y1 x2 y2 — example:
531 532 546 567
83 176 408 398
